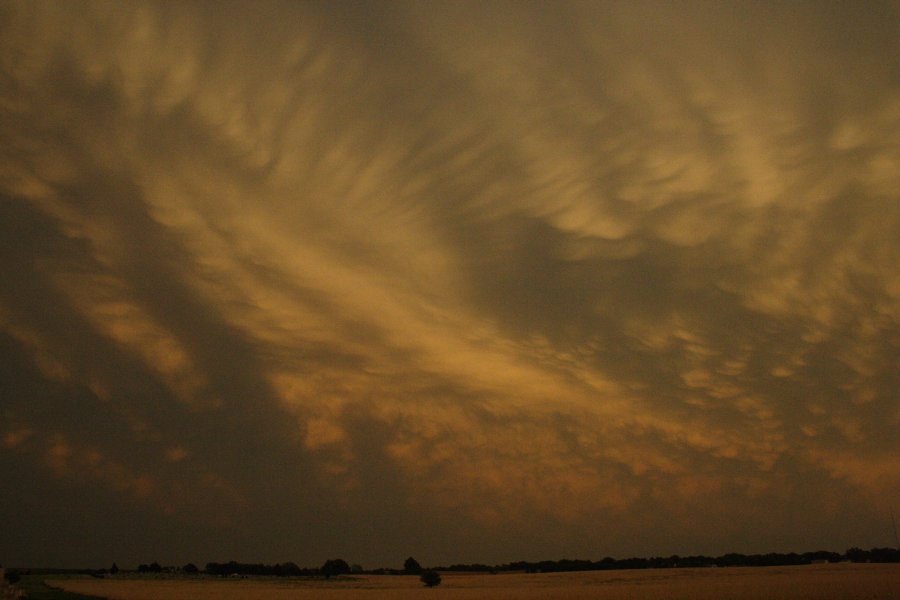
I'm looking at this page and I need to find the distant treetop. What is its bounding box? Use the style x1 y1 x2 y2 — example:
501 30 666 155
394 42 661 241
404 557 423 574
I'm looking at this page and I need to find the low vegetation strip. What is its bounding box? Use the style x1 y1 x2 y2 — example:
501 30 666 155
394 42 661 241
15 576 107 600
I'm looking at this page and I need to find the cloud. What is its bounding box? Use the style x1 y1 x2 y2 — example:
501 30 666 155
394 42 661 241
0 0 897 567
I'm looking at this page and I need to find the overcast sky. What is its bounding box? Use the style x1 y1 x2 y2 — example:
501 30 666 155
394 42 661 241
1 0 898 569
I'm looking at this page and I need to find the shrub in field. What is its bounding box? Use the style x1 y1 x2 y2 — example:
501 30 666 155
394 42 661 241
420 570 441 587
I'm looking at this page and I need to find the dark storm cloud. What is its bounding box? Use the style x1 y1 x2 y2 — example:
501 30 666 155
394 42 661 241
1 0 897 568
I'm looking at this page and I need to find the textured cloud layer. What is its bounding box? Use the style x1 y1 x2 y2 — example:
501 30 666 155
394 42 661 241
1 1 898 568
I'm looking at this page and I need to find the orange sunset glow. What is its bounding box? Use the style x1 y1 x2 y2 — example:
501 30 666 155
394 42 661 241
1 0 898 570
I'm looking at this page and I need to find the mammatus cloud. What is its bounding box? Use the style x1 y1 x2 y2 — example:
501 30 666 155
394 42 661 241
1 1 898 567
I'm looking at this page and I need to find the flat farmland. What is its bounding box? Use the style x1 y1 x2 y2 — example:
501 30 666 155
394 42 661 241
51 563 898 600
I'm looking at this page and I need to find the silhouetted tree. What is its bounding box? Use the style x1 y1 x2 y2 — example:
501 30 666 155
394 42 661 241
869 547 900 562
183 563 199 574
404 557 422 574
279 562 302 576
109 563 119 575
845 547 870 563
420 570 441 587
321 558 351 579
803 550 840 563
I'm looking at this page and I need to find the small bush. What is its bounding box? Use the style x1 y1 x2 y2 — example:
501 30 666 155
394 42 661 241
420 570 441 587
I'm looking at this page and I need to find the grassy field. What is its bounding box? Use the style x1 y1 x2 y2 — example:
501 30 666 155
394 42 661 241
48 564 900 600
48 563 898 600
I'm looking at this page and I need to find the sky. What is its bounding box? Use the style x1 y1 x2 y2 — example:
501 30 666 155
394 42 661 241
1 0 898 570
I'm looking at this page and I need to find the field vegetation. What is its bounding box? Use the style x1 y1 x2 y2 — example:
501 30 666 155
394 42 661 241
50 563 899 600
5 574 104 600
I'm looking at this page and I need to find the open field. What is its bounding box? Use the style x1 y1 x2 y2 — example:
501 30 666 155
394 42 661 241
50 563 898 600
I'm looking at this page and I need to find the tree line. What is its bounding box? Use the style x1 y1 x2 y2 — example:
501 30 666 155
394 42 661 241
150 557 440 586
201 561 318 577
436 546 900 573
121 545 897 580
